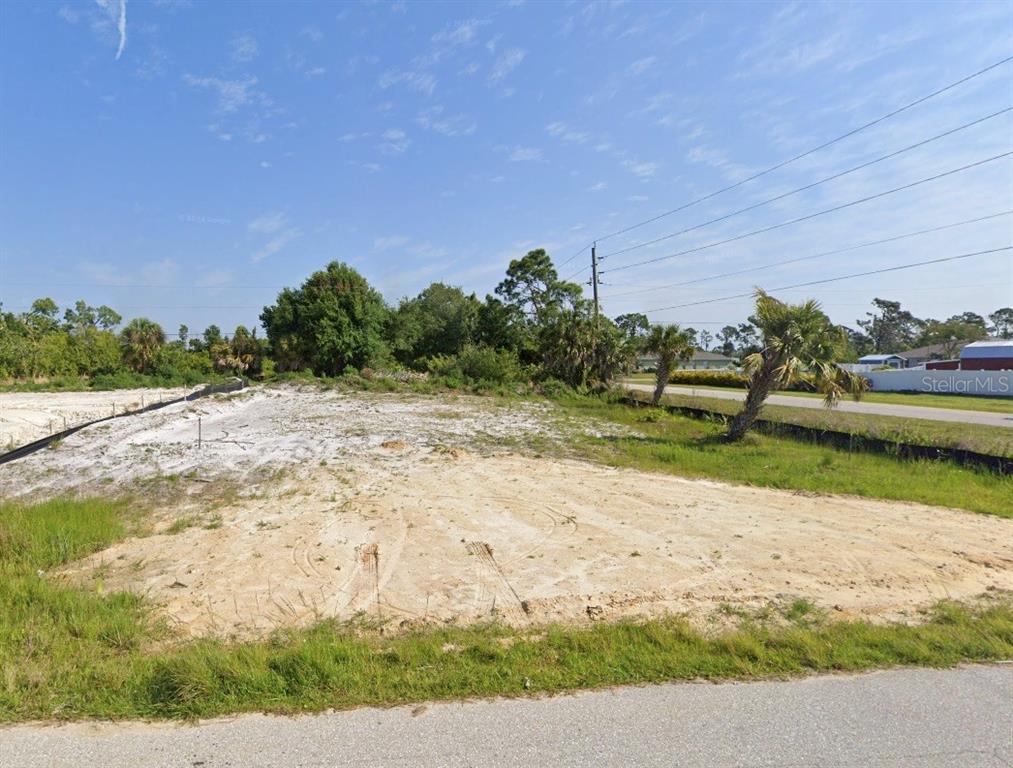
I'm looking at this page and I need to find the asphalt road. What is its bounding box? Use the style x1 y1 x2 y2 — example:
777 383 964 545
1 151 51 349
626 382 1013 428
3 666 1011 767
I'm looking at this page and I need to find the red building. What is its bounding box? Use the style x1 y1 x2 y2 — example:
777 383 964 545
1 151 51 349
959 340 1013 371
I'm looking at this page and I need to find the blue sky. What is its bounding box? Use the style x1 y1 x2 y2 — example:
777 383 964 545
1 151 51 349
1 0 1011 337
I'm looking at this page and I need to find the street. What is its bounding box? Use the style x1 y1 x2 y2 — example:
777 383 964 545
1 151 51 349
626 383 1013 428
3 665 1010 767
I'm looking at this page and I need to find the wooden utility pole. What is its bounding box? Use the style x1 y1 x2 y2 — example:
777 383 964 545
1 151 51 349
590 242 600 326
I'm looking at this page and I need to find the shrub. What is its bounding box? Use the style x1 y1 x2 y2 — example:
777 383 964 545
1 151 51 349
665 369 819 392
428 345 523 387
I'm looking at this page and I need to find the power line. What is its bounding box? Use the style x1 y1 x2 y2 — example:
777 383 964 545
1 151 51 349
602 151 1013 274
641 246 1012 313
590 55 1013 245
555 242 594 270
599 107 1012 260
604 209 1013 298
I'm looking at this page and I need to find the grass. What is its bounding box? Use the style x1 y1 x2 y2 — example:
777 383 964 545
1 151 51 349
624 374 1013 414
623 387 1012 458
553 393 1013 518
1 498 1011 722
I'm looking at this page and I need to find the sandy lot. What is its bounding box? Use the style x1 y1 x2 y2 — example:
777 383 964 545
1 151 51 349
4 385 1011 637
0 387 188 449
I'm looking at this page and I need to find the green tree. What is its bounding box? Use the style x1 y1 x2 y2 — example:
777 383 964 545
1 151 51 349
120 318 166 374
858 298 923 352
494 249 584 364
260 261 390 376
495 249 582 326
615 312 650 342
917 316 988 357
392 283 480 365
643 323 694 405
96 305 122 330
538 311 635 389
727 291 866 442
989 307 1013 339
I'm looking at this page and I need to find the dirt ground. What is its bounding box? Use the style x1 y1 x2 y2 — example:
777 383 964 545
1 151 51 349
0 387 188 449
4 385 1011 637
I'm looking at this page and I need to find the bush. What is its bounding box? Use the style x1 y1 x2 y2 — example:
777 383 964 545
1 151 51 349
667 370 748 388
427 345 523 387
665 369 818 392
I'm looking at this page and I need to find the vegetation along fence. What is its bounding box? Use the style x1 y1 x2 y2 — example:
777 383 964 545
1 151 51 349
0 378 245 467
621 393 1012 475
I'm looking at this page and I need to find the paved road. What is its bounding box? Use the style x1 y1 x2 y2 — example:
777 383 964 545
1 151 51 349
626 382 1013 428
3 666 1011 767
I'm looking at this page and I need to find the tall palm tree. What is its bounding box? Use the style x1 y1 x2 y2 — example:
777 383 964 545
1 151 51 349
120 317 165 374
726 290 866 442
644 323 694 405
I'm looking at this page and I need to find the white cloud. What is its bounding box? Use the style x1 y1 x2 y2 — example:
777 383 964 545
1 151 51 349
251 228 301 263
623 160 658 178
374 235 410 250
305 66 326 77
379 69 437 95
184 74 258 113
248 212 288 235
416 106 477 137
95 0 128 60
230 33 258 64
433 18 483 47
338 132 358 142
590 181 608 191
488 48 526 83
195 268 234 288
545 121 589 143
627 56 656 76
248 214 300 262
300 25 323 42
58 5 81 23
380 128 410 154
509 146 542 162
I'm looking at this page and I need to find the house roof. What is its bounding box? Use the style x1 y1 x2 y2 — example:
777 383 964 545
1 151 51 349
638 349 736 362
858 354 905 363
692 350 736 361
899 341 970 359
961 339 1013 358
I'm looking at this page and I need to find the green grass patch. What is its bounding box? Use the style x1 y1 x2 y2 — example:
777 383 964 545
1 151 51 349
1 498 1011 722
628 389 1012 458
554 394 1012 517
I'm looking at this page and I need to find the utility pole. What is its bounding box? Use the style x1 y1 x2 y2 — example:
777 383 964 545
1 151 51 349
590 242 600 327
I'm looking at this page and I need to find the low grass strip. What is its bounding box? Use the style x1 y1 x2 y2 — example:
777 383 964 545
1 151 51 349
553 393 1012 517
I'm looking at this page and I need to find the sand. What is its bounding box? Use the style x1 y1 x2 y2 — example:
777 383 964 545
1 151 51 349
0 387 188 450
4 385 1011 637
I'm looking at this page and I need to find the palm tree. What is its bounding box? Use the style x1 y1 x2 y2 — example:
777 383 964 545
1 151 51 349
726 290 866 442
644 323 694 406
120 317 165 374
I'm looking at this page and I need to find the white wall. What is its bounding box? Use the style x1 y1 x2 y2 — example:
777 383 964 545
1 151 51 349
864 369 1012 397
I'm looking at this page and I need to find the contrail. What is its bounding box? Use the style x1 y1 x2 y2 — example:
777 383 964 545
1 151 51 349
114 0 127 60
96 0 127 60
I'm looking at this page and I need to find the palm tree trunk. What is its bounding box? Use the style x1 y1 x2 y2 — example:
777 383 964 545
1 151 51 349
652 355 672 406
726 360 776 441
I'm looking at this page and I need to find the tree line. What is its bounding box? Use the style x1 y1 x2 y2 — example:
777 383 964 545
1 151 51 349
4 250 1009 397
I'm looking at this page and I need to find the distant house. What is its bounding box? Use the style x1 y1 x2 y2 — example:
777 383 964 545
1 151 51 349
899 341 971 368
960 339 1013 371
636 349 737 372
857 353 906 369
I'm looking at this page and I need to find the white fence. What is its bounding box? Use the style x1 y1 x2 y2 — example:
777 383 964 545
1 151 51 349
864 369 1012 397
